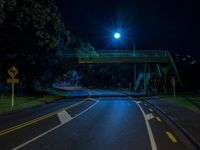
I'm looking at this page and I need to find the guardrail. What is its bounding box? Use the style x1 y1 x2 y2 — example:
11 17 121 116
63 50 170 58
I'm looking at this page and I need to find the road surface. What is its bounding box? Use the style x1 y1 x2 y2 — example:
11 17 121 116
0 90 192 150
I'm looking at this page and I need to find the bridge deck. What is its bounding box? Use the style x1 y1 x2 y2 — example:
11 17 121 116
62 50 170 64
61 50 182 85
77 56 169 64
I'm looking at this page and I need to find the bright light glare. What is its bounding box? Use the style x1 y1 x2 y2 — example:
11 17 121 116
114 33 120 39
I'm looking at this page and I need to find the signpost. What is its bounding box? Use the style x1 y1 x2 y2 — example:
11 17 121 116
7 65 19 107
172 77 176 97
170 77 176 97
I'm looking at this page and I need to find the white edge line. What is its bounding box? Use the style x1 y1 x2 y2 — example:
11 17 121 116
129 97 157 150
12 100 99 150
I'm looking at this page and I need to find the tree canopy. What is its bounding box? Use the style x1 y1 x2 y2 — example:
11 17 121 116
0 0 96 94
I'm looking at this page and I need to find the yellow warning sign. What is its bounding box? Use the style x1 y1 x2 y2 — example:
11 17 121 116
8 65 19 79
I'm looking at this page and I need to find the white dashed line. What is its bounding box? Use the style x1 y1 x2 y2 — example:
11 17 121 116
149 108 153 112
146 113 154 120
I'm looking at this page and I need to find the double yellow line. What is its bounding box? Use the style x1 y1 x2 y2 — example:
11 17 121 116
0 100 85 136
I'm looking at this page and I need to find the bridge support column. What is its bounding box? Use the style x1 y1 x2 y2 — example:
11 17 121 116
143 63 147 93
133 64 137 91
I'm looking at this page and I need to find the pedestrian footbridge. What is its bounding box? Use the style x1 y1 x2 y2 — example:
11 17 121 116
62 50 181 92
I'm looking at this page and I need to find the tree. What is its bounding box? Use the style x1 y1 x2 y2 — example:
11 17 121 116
0 0 96 94
0 0 70 94
63 70 81 87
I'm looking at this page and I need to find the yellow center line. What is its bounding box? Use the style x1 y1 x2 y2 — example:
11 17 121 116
166 131 178 143
156 116 162 122
0 100 87 136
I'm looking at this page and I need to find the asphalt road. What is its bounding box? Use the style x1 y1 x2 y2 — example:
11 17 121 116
0 90 192 150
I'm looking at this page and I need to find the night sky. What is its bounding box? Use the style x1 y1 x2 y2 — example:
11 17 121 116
56 0 200 57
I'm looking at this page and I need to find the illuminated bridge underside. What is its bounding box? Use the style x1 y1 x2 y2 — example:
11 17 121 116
63 50 172 64
78 56 169 64
62 50 181 86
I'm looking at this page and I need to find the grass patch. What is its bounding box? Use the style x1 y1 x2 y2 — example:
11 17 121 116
159 94 200 112
45 88 70 97
0 95 63 114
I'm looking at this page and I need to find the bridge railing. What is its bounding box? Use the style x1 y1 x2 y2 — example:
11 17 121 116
63 50 170 58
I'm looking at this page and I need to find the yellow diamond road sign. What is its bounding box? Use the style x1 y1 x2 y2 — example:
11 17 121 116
8 65 19 78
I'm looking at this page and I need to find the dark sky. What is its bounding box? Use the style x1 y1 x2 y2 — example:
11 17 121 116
56 0 200 56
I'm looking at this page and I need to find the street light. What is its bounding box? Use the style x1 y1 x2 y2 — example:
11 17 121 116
128 38 136 56
113 32 136 56
114 33 121 39
113 32 137 91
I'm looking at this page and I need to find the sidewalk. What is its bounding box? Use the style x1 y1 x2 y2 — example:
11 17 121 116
143 97 200 147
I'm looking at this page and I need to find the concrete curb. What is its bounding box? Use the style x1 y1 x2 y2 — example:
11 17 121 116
144 99 200 150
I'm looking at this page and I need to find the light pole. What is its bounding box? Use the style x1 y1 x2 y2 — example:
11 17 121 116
113 32 137 91
122 37 136 56
128 38 136 90
130 39 136 56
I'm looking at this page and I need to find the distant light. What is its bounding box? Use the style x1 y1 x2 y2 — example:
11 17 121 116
114 33 120 39
190 60 197 64
187 55 191 58
182 58 186 61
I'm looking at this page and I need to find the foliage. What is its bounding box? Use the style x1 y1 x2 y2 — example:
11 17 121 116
79 64 132 88
63 70 81 86
0 0 96 94
68 34 98 57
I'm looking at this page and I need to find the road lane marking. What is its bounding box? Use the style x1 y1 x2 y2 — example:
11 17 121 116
156 117 162 122
136 101 141 104
57 111 72 124
12 124 63 150
144 103 147 106
0 100 87 136
149 108 153 112
146 113 154 120
129 97 157 150
12 100 99 150
166 131 178 143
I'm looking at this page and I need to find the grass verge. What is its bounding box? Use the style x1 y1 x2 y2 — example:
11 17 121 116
0 95 63 115
159 94 200 112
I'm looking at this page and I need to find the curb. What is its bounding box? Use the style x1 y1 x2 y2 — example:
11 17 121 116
144 99 200 150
